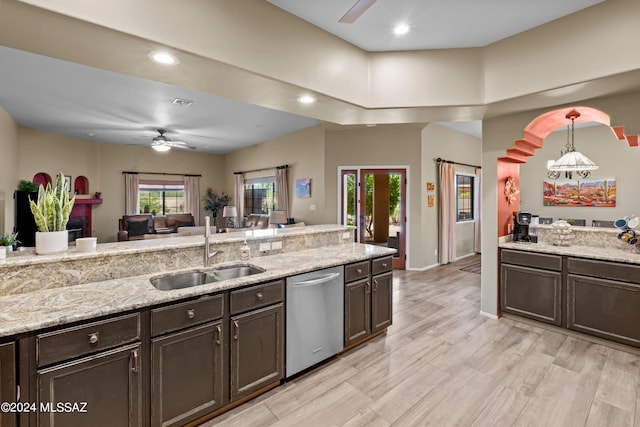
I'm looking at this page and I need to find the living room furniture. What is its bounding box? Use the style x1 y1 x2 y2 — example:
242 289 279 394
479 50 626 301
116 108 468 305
222 206 238 228
176 226 217 236
244 214 270 229
118 213 195 241
269 210 288 228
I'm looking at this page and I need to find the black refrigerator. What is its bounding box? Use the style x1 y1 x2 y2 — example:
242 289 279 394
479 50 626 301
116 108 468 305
14 190 37 247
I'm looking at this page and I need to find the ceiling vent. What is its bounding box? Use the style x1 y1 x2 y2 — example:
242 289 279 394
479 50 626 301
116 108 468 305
172 98 193 107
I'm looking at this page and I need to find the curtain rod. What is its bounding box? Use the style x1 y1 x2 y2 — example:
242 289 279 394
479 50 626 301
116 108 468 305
435 157 481 169
122 171 202 177
234 164 288 175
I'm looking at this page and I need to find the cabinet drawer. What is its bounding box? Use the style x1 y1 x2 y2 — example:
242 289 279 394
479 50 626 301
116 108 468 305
37 313 140 367
345 261 370 283
501 249 562 271
151 294 224 337
568 257 640 285
230 280 284 315
372 256 393 275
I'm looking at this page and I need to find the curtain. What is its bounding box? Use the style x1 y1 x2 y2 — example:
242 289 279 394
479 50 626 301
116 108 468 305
275 167 290 218
183 175 200 225
234 173 245 225
124 173 139 215
438 162 456 264
474 168 482 254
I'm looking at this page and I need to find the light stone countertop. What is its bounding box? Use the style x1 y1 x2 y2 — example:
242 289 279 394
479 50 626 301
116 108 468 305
0 242 395 338
499 241 640 264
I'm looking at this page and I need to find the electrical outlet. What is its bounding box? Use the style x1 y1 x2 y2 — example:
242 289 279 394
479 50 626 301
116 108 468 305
310 204 316 211
342 232 351 240
259 242 271 252
271 241 282 250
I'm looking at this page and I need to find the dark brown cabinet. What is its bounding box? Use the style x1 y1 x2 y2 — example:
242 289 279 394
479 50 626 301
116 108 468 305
150 294 225 427
0 341 17 427
500 249 563 326
37 343 142 427
344 256 393 348
229 281 284 401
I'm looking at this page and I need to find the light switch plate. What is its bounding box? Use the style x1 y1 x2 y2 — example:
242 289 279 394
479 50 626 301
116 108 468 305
342 232 351 239
259 242 271 252
271 241 282 250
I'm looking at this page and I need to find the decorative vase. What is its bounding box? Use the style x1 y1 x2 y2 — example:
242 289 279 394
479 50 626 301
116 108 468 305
35 230 69 255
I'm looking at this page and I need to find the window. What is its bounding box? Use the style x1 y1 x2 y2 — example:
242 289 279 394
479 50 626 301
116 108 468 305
139 180 184 215
456 174 474 221
244 177 277 214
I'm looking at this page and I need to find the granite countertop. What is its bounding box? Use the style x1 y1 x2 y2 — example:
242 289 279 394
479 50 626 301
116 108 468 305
0 243 394 338
0 224 352 268
500 241 640 264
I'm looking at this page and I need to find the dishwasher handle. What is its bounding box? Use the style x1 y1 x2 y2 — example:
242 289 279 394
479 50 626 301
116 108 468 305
291 272 341 287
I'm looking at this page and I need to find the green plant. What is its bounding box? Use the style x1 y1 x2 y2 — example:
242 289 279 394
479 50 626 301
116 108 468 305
29 173 76 232
0 231 20 247
202 187 231 217
18 179 38 192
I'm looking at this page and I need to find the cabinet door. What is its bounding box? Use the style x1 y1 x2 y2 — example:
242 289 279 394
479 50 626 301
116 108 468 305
0 341 17 427
37 343 142 427
371 272 393 333
501 264 562 326
230 304 284 401
344 278 371 347
567 274 640 347
151 321 225 427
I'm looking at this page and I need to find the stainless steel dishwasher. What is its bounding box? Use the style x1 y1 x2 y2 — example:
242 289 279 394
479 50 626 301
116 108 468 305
285 265 344 378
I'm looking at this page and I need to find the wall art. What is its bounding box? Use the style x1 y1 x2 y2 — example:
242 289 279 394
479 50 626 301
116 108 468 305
295 178 311 198
543 178 616 207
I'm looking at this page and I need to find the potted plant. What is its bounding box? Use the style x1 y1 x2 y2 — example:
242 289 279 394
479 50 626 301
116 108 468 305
202 188 231 226
18 179 38 192
0 232 20 252
29 173 76 254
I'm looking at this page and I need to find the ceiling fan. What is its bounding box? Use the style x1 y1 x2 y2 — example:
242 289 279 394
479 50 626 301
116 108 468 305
338 0 377 23
150 129 196 152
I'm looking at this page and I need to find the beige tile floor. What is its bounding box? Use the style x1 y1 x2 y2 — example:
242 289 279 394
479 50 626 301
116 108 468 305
202 255 640 426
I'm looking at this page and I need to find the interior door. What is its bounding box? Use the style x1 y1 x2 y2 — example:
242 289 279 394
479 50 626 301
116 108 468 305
339 170 358 242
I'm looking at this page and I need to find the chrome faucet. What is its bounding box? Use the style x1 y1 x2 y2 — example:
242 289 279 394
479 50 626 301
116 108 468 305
204 216 221 267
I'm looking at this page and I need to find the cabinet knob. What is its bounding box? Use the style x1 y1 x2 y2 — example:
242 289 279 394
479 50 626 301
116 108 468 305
256 292 264 300
356 268 363 274
186 309 195 319
382 263 388 268
88 332 99 345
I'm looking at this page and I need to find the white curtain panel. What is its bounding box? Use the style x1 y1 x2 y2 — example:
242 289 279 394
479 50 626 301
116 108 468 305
183 175 200 225
438 162 456 264
275 167 290 218
124 173 139 215
474 168 482 254
234 173 245 225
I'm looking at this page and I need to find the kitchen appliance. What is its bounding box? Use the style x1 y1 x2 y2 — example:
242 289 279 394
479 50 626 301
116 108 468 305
285 265 344 378
513 211 532 242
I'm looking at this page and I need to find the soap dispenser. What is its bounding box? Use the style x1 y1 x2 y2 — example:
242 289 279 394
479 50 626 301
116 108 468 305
240 240 250 260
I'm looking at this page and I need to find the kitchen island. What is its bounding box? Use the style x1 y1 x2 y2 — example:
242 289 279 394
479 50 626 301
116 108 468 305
499 235 640 349
0 224 396 426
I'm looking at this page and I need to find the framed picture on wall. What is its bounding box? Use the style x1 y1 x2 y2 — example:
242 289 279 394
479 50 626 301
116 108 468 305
296 178 311 198
543 178 616 207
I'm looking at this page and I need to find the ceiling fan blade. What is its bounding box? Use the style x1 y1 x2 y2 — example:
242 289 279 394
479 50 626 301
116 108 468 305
167 141 197 150
338 0 377 23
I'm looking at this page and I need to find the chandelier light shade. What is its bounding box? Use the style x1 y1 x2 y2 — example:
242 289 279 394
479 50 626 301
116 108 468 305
547 109 599 172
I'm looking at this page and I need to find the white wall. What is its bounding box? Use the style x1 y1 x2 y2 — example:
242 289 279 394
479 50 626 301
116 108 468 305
0 106 19 234
519 124 638 224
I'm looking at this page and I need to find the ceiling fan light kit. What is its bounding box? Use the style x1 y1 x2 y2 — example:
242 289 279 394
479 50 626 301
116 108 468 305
152 143 171 152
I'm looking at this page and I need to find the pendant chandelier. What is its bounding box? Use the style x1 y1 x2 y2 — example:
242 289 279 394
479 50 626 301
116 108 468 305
547 109 598 178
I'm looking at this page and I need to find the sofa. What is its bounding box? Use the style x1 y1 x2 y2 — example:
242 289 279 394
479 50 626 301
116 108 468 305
243 214 270 228
118 213 195 241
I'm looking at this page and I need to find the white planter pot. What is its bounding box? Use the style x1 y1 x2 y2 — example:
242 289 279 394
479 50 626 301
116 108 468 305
35 230 69 255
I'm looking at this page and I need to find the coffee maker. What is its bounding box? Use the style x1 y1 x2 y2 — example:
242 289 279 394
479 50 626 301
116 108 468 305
513 211 532 242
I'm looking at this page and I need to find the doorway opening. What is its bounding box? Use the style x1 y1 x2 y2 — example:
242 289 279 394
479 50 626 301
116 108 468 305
339 167 408 270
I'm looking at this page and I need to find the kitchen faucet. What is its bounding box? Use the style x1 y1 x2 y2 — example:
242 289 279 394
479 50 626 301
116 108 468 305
204 216 221 267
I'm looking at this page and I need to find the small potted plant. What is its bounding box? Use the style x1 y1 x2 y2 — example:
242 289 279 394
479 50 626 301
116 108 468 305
18 179 38 192
29 173 76 254
0 232 20 252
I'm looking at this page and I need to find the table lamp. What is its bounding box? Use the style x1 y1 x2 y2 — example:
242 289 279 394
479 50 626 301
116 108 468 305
222 206 238 228
269 210 288 228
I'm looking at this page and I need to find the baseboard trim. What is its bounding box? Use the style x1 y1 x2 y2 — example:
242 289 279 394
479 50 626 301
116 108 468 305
479 311 499 320
407 263 440 272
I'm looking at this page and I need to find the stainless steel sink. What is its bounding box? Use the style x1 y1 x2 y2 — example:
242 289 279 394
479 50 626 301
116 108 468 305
150 264 265 291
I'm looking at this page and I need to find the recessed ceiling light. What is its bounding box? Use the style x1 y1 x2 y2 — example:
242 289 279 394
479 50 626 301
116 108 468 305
394 24 410 35
149 51 177 65
298 95 316 104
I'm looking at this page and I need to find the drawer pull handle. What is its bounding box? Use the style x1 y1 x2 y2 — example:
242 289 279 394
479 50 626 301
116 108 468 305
256 292 264 300
88 332 99 345
186 309 195 319
373 280 378 291
381 263 388 268
366 282 371 294
356 268 363 274
215 325 222 345
233 320 239 340
131 349 139 374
